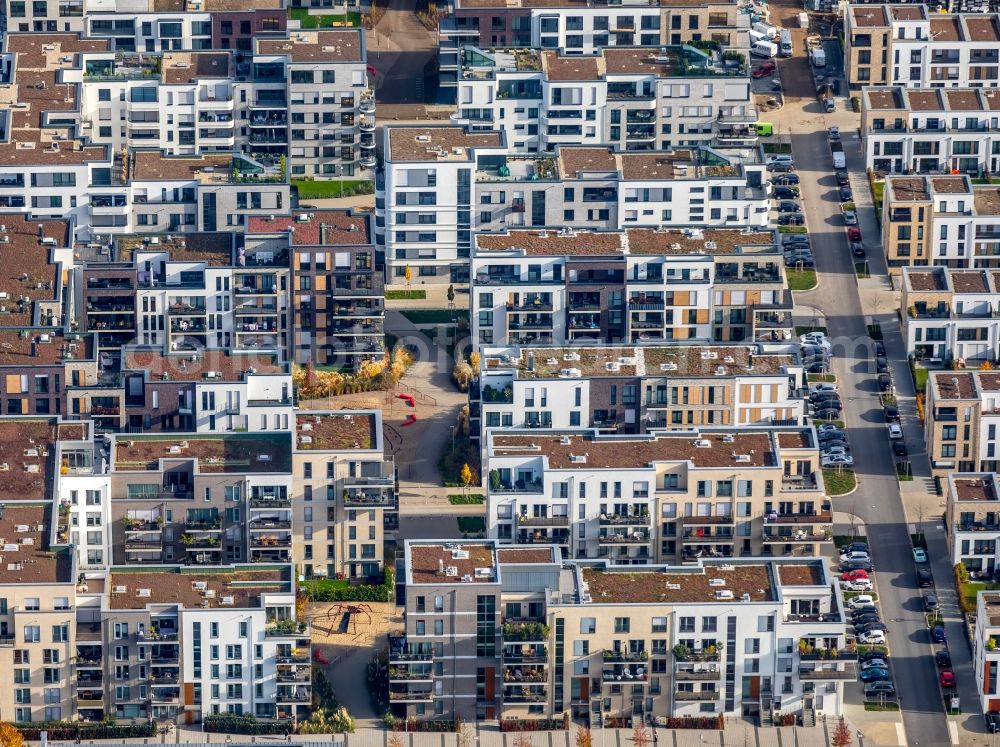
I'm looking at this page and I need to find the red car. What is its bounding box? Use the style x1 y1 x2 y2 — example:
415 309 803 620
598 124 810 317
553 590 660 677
752 63 776 78
848 227 862 242
841 569 870 582
939 670 956 688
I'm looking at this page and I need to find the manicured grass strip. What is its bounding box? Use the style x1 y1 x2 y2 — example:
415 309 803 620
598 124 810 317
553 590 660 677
292 178 373 199
823 468 856 496
457 516 485 534
386 290 426 300
448 494 484 505
787 268 817 291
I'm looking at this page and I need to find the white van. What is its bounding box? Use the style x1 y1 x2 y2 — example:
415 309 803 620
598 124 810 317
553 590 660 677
779 29 793 57
751 41 778 58
753 21 778 39
749 28 768 45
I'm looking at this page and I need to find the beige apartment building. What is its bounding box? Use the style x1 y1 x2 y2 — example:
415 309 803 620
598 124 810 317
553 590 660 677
292 411 396 580
924 369 1000 476
392 541 850 725
484 427 833 564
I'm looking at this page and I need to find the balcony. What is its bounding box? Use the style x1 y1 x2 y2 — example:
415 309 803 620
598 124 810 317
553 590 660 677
184 518 221 531
680 515 735 527
250 497 291 508
389 636 433 662
682 528 733 541
277 687 312 703
762 528 831 543
503 666 546 684
390 665 433 682
503 643 548 663
675 690 720 702
343 489 396 508
675 667 722 681
277 669 312 683
502 621 549 642
250 519 292 530
672 646 719 663
599 512 650 526
798 664 857 680
604 650 647 663
503 685 547 703
603 664 647 682
517 515 569 527
389 689 433 703
599 530 652 544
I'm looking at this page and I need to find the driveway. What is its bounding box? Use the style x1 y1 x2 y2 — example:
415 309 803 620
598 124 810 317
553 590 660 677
367 0 438 103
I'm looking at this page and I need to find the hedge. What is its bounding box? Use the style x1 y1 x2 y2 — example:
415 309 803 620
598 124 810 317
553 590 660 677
16 722 158 740
204 714 289 735
500 716 570 731
302 568 395 602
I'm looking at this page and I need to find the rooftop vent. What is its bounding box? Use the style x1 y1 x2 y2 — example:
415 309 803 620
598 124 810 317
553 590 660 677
192 581 207 590
693 439 712 448
715 590 735 600
452 549 470 560
113 585 127 594
660 362 678 371
708 578 726 587
569 454 587 464
137 588 151 598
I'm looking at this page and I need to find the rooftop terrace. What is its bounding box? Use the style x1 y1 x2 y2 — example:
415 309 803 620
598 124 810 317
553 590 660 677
295 412 376 451
0 504 73 585
113 433 292 473
580 562 774 605
408 542 498 585
108 566 290 609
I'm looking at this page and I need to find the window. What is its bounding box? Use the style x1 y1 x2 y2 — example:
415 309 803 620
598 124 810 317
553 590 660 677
652 617 667 633
614 617 630 633
23 625 40 642
580 617 596 634
679 616 695 633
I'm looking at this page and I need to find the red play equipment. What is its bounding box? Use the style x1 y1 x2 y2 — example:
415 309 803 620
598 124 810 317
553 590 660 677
402 414 417 426
397 393 415 407
313 649 329 664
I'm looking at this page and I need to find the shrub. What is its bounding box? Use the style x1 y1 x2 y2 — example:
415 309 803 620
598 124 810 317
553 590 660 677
15 723 157 741
204 715 287 735
302 568 394 602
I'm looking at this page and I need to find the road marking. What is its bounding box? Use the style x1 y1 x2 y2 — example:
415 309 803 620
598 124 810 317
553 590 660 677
896 722 907 746
949 720 959 745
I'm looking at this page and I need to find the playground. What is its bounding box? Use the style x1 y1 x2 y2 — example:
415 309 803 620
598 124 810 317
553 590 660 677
304 600 401 722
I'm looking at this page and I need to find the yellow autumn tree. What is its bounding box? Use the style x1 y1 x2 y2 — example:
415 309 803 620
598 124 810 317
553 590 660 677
0 723 23 747
460 463 473 494
469 351 481 372
404 265 412 289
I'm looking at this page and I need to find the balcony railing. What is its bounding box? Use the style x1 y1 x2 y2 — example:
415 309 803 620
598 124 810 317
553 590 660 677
517 515 569 527
675 690 720 701
599 513 650 526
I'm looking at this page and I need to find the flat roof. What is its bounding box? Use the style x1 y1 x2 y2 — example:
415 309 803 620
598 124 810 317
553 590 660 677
952 476 997 502
850 6 888 28
387 127 503 163
116 233 234 265
866 87 1000 114
295 412 376 451
123 349 283 383
889 5 926 21
161 52 232 85
887 177 929 202
0 504 72 585
907 90 943 112
777 563 824 586
108 567 290 609
247 211 371 245
498 547 559 565
257 29 364 64
491 430 777 469
581 563 774 605
408 543 498 584
130 152 233 183
905 269 947 292
930 371 976 400
930 177 969 196
950 271 989 294
475 228 775 257
559 147 620 177
541 51 602 81
0 215 68 326
114 433 292 473
863 88 903 111
0 418 60 500
0 330 87 366
504 345 793 379
975 187 1000 217
929 17 962 42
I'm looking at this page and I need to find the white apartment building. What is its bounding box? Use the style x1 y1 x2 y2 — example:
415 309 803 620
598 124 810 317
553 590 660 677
900 266 1000 364
475 344 804 439
943 472 1000 576
380 127 770 282
862 86 1000 176
974 590 1000 714
469 227 790 347
847 5 1000 88
484 426 833 564
452 46 757 153
881 174 1000 270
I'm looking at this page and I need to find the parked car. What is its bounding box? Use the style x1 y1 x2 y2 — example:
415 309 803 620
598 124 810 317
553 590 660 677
752 62 777 78
861 658 888 671
936 650 952 668
842 542 870 555
876 356 889 373
860 666 890 683
864 680 895 696
843 209 858 225
875 341 886 357
849 594 875 608
851 241 866 257
836 171 850 187
924 594 938 611
859 649 888 663
829 127 841 141
859 630 887 646
913 548 928 563
822 454 854 467
931 625 947 643
782 233 810 245
918 568 934 588
985 711 1000 733
812 383 839 394
841 568 870 582
800 332 829 346
893 440 908 458
818 429 847 442
810 390 842 403
813 408 843 421
785 255 814 268
767 154 795 167
777 200 801 212
774 185 800 199
878 373 892 392
848 227 862 242
888 424 903 440
841 549 870 562
769 163 795 173
773 173 800 186
800 344 828 357
856 622 888 636
806 362 828 374
852 613 881 626
939 670 956 688
841 559 874 573
884 405 900 422
777 213 806 226
821 439 850 452
842 578 874 591
818 423 844 434
839 186 853 202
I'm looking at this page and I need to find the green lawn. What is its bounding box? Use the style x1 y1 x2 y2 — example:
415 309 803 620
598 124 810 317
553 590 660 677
910 361 928 394
289 7 362 27
386 290 426 300
823 468 857 496
961 581 1000 612
448 493 484 505
896 462 913 481
457 516 486 534
865 703 899 712
972 177 1000 185
293 178 373 200
872 181 885 224
787 268 818 291
762 142 792 154
401 309 469 325
807 373 837 383
778 226 808 234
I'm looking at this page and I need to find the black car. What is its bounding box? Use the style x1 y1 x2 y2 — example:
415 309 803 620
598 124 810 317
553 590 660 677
986 711 1000 733
770 163 795 174
860 650 889 663
924 594 939 612
782 234 810 245
777 201 801 213
786 257 814 268
875 341 886 357
851 605 879 618
936 650 952 668
836 170 850 187
806 362 828 374
800 344 827 355
822 439 850 452
856 622 888 635
878 373 893 392
773 174 801 186
884 405 900 422
842 559 873 572
917 568 933 588
876 356 889 373
893 440 908 458
839 186 853 202
774 186 800 199
819 429 847 441
842 542 869 554
852 242 866 257
810 390 841 402
777 213 806 226
814 408 842 420
853 615 881 628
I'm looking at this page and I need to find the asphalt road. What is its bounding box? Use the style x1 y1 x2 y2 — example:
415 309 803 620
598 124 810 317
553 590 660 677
791 129 951 746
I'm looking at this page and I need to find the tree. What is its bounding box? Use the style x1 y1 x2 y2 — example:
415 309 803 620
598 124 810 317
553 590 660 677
831 716 852 747
469 351 481 372
0 724 23 747
631 724 651 747
447 284 456 305
460 463 474 495
575 727 593 747
512 734 533 747
457 723 473 747
404 265 412 289
388 734 405 747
